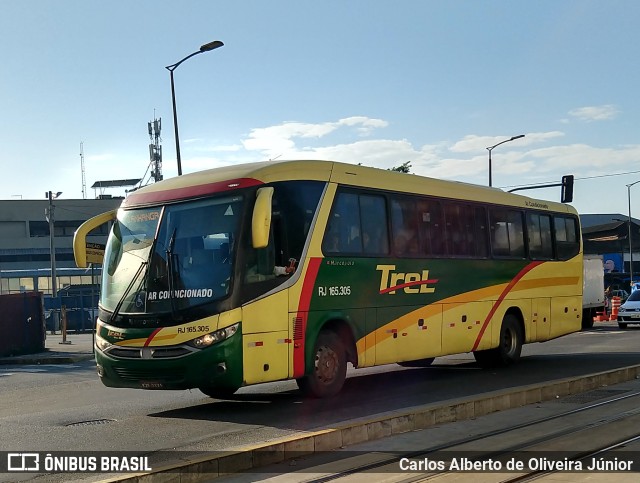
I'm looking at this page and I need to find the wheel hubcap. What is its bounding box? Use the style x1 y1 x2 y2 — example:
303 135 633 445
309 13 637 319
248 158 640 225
503 329 516 356
315 345 338 384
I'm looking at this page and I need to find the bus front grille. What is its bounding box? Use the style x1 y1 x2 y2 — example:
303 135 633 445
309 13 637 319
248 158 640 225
107 345 194 359
113 367 186 383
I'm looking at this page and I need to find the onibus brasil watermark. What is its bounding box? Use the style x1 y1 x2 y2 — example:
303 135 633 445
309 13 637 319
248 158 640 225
5 453 151 473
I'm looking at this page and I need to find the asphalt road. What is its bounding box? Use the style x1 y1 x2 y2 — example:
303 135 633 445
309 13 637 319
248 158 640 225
1 323 639 477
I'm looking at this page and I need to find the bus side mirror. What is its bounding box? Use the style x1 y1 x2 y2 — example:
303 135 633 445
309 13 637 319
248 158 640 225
252 187 274 249
561 175 574 203
73 209 118 267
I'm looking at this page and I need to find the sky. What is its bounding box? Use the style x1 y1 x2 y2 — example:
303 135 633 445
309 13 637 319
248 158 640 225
1 1 639 217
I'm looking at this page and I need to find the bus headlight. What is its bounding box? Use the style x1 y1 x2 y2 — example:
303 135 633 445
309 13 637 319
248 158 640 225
190 323 239 349
95 334 112 352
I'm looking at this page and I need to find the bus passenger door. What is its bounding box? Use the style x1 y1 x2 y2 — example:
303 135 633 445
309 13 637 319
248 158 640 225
441 301 492 354
241 290 290 385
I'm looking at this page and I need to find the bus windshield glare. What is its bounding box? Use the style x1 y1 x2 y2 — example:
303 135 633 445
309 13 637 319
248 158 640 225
101 195 244 316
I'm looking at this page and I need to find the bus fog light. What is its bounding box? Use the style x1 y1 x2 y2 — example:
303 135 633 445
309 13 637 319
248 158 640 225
96 364 105 377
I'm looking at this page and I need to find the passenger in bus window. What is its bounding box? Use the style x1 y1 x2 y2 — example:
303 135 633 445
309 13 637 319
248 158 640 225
363 225 386 254
245 245 296 282
326 232 341 252
394 228 418 256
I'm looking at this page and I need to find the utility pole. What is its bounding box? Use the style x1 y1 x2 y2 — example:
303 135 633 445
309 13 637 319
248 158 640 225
46 190 62 333
80 142 87 199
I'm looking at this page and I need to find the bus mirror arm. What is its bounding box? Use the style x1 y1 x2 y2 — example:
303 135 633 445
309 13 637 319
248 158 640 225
252 187 274 249
73 209 118 268
507 174 574 203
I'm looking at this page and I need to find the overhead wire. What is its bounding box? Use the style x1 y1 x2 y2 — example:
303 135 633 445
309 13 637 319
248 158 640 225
500 168 640 190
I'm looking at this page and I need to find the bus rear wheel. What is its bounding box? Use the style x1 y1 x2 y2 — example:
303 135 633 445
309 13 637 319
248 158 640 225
297 330 347 398
474 314 523 368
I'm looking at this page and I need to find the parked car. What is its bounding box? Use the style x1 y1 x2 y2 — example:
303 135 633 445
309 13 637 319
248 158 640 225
616 290 640 329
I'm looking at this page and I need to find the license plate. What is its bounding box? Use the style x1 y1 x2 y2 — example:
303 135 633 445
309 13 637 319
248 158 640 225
140 381 164 389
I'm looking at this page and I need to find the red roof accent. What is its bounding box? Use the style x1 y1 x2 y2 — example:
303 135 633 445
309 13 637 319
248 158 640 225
122 178 263 207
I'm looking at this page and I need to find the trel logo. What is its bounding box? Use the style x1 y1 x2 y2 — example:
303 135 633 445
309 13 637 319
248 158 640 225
376 264 438 295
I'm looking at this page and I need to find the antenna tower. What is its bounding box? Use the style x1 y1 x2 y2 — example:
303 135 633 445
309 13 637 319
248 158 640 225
148 116 163 182
80 141 87 199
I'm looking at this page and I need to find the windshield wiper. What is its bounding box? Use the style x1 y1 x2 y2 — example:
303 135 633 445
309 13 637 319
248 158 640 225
109 261 148 323
166 228 180 319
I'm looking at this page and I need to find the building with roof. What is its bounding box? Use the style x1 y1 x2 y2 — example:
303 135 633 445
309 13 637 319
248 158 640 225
580 213 640 286
0 196 122 294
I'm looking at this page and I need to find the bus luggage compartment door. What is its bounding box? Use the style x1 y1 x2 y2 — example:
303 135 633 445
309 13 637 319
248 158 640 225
242 331 289 385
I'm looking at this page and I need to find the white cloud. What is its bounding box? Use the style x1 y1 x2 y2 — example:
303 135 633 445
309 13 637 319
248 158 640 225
242 116 389 158
568 105 619 122
449 132 563 153
528 143 640 172
336 116 388 136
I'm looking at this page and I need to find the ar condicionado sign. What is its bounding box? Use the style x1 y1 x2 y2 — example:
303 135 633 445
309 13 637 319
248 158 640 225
86 242 106 264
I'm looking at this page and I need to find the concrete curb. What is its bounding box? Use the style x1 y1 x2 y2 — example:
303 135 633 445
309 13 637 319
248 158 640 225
98 363 640 482
0 353 94 365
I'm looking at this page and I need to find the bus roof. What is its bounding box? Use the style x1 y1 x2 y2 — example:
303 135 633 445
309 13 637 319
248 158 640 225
121 159 575 214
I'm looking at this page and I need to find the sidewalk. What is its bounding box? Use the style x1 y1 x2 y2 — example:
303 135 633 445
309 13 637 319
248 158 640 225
0 331 95 365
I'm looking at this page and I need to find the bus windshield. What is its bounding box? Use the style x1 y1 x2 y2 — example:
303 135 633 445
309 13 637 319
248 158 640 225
101 195 244 316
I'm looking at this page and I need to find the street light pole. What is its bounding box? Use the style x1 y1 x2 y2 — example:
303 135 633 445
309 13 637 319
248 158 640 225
486 134 525 187
46 190 62 333
166 40 224 176
626 180 640 288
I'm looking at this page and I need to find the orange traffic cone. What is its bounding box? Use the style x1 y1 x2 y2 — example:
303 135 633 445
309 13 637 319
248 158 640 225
609 296 621 321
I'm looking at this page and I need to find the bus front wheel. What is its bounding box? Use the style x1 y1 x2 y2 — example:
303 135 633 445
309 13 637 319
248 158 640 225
297 330 347 398
474 314 523 368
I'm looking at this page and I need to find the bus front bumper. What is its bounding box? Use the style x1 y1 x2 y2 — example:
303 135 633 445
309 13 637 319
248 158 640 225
94 333 243 391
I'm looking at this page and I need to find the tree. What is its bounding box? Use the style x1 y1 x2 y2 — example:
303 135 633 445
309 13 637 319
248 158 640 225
389 161 412 173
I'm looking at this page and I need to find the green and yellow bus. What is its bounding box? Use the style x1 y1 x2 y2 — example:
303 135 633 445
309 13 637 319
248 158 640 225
74 160 583 398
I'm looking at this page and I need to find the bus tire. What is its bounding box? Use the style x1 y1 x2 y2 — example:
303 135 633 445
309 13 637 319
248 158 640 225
618 322 628 330
474 314 523 368
297 330 347 398
581 309 595 330
398 357 435 367
199 386 238 399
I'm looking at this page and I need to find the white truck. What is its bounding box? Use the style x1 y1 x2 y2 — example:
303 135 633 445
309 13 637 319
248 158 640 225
582 254 605 329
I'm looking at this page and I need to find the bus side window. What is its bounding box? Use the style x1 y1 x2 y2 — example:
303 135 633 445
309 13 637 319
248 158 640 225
323 192 360 254
391 198 419 257
417 199 444 256
360 194 388 255
554 215 579 260
528 213 553 260
490 208 525 258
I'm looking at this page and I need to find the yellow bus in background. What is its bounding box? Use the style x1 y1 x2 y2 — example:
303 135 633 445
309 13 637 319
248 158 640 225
74 160 583 398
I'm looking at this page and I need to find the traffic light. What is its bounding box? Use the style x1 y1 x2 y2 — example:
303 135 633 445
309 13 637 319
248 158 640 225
561 175 574 203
